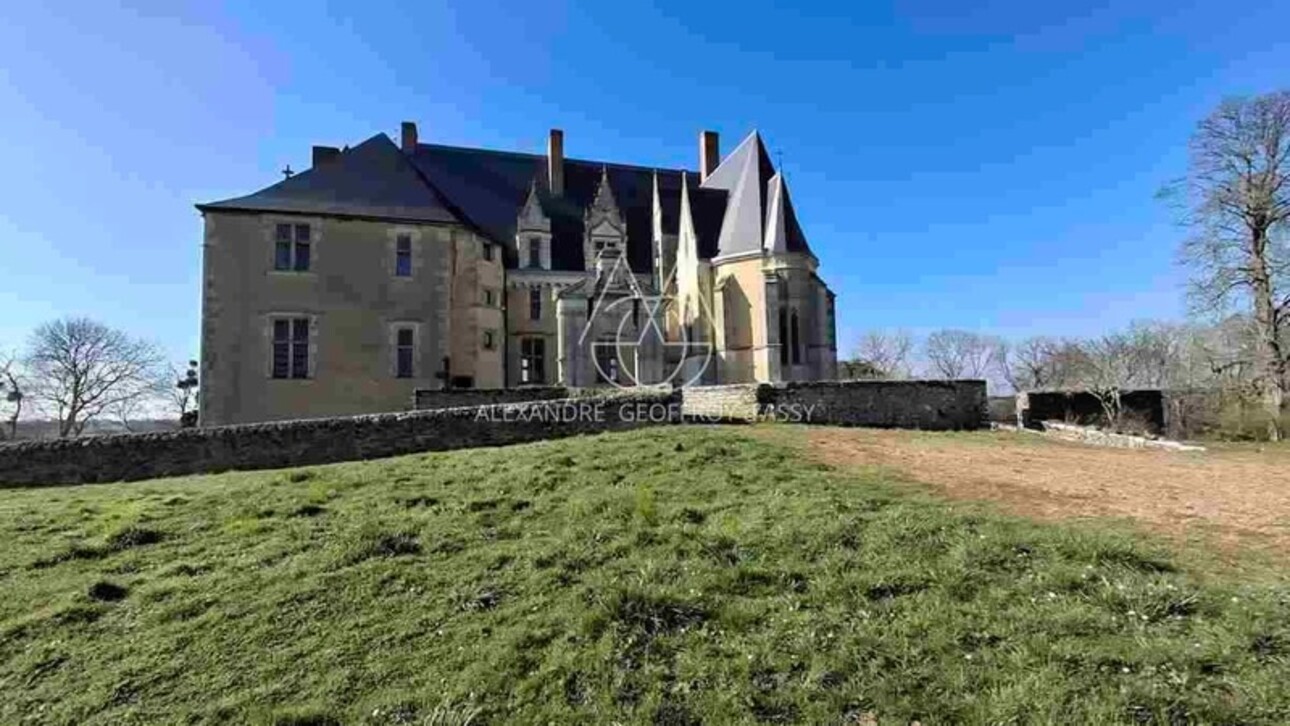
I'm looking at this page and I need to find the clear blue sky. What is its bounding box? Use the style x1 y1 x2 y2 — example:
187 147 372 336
1 1 1287 362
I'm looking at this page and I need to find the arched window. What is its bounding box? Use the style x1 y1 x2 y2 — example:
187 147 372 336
778 308 789 366
790 310 802 365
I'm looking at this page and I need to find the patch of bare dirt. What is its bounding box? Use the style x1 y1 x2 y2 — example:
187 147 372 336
781 427 1290 557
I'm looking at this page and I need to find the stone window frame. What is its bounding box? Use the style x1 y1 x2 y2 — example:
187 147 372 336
515 232 551 270
482 241 496 263
784 308 794 366
519 336 546 384
386 226 427 280
529 286 542 321
527 237 542 269
263 313 318 379
387 320 424 379
482 287 497 308
394 234 413 278
266 218 321 275
482 329 497 351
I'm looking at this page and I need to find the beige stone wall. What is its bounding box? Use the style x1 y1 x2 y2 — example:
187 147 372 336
712 252 836 384
450 230 505 389
713 256 768 383
200 211 495 425
505 279 559 386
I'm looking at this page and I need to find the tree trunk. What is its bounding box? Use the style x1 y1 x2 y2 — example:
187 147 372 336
1249 231 1286 441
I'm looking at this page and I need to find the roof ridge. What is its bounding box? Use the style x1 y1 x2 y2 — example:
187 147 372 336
413 141 693 175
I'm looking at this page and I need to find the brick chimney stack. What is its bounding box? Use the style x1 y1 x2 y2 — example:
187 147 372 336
401 121 418 153
700 130 720 182
312 146 340 167
548 129 564 196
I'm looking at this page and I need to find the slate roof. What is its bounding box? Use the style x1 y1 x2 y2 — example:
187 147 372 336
407 145 725 273
197 135 459 224
198 130 811 273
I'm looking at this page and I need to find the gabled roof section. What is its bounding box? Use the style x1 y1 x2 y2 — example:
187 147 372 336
197 135 461 224
407 143 679 273
700 131 778 258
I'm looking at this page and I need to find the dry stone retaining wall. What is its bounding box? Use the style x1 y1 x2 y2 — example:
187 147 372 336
1 380 989 487
412 386 572 410
0 389 679 487
683 380 987 429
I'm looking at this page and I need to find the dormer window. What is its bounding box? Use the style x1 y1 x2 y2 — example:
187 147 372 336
528 238 541 268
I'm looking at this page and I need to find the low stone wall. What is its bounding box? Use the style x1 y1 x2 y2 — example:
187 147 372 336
680 384 766 421
0 389 679 487
683 380 987 430
1038 421 1205 452
767 380 987 429
413 386 570 410
1017 390 1165 434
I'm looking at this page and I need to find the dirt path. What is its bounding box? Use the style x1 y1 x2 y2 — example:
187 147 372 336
776 427 1290 558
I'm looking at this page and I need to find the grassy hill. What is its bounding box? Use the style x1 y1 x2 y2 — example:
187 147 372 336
1 427 1288 724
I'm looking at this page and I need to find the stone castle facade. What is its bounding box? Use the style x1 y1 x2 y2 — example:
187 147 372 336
197 123 836 425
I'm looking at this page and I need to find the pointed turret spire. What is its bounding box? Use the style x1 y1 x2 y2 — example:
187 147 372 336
517 176 550 232
588 165 622 225
763 173 788 254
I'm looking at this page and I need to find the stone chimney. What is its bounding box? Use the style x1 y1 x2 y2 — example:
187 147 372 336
700 130 720 182
401 121 418 152
312 145 340 167
548 129 564 196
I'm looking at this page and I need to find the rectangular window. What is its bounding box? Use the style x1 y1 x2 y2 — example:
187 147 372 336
482 243 494 262
520 337 545 384
395 234 412 277
528 238 541 268
293 224 311 271
529 287 542 321
274 224 293 270
483 329 496 350
273 223 312 271
272 317 310 379
483 288 495 307
395 327 414 378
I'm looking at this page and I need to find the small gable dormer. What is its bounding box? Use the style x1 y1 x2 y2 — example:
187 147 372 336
584 166 626 270
516 179 552 269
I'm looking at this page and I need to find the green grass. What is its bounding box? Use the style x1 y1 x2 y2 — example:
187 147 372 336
1 427 1288 724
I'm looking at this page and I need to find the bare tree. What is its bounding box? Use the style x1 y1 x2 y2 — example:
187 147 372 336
1173 91 1290 439
1001 337 1070 391
0 354 23 440
852 330 913 379
25 318 166 438
924 329 1003 380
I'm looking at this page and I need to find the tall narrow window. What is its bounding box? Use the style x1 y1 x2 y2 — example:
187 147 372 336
274 224 293 270
274 223 312 271
395 234 412 277
272 317 311 379
790 311 802 365
520 337 545 383
529 287 542 321
292 224 311 271
395 327 415 378
778 308 789 366
483 330 496 350
528 238 541 268
482 242 494 262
